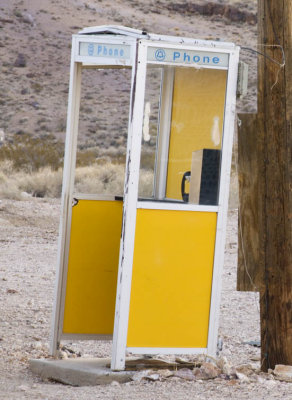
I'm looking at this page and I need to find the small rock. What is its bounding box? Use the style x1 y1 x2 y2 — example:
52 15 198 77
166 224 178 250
274 364 292 381
58 350 68 359
265 379 278 388
0 128 5 142
34 341 42 350
7 289 18 294
29 101 40 109
21 12 34 25
18 385 29 391
250 355 261 361
217 337 223 352
14 53 26 68
257 376 266 384
145 373 160 381
175 368 196 381
110 380 120 387
193 368 206 380
236 372 250 383
200 362 221 379
132 370 150 382
21 192 31 198
236 363 255 376
217 356 236 375
157 369 174 378
243 340 261 348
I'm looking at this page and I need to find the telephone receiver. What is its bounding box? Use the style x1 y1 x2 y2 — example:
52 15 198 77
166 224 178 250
181 171 191 202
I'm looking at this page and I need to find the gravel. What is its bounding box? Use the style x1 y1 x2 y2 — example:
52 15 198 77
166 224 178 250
0 197 291 399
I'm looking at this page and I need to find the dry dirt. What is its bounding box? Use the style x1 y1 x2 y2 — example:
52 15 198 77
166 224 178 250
1 198 292 399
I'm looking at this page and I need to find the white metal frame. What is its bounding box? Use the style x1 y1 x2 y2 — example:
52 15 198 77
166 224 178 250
50 34 138 355
207 48 239 355
50 27 239 370
111 40 147 370
111 40 240 369
127 347 207 355
50 36 82 355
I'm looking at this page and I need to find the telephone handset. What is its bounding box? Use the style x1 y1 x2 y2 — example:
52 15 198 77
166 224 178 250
181 149 221 205
181 171 191 203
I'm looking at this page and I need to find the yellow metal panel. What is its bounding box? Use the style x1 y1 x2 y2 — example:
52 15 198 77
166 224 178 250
166 68 227 200
127 209 217 348
63 200 122 335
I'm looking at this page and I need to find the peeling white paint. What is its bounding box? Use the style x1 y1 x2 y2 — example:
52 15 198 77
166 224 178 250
142 101 151 142
211 116 221 147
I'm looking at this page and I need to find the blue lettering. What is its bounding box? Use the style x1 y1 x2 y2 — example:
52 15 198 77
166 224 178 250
120 49 124 57
212 56 220 64
203 56 210 63
97 45 102 55
193 55 200 63
88 43 94 56
103 46 107 56
183 53 190 62
173 51 180 61
109 48 113 56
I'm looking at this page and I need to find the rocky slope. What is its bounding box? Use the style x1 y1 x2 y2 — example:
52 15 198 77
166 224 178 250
0 0 257 155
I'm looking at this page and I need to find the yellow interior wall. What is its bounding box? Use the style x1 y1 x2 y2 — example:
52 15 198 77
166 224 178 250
63 200 122 335
166 68 227 200
127 209 217 348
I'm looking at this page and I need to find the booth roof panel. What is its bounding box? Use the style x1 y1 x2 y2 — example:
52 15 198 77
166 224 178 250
78 25 236 50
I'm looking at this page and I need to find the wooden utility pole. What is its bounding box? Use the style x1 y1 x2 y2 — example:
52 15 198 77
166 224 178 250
257 0 292 371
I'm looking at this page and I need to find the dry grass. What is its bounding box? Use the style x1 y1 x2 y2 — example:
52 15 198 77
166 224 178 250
0 161 153 200
0 161 62 199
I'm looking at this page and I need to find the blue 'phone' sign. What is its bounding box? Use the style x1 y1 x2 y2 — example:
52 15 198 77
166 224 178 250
79 42 130 61
148 47 229 68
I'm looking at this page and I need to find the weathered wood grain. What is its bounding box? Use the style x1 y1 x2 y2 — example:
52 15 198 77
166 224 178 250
237 113 264 292
257 0 292 371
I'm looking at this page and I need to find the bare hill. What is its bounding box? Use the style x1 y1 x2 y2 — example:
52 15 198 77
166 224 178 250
0 0 257 154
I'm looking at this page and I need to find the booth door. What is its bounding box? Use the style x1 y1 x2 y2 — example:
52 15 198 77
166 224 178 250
61 67 131 338
127 66 227 350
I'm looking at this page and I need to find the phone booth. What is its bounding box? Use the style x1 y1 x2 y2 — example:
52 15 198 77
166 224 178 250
50 26 240 371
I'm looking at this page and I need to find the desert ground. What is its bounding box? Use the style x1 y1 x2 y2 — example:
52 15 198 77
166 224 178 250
1 0 292 399
1 199 292 399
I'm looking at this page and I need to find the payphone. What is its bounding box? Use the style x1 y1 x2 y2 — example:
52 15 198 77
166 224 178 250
50 26 240 371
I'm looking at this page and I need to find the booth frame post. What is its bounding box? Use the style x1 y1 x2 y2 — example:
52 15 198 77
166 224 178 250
154 66 174 199
111 41 148 371
50 37 82 356
207 48 240 356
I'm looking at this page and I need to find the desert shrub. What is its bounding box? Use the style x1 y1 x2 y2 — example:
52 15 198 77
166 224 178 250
16 167 63 198
76 148 100 167
0 159 153 200
0 133 64 172
0 162 63 199
0 161 22 200
139 169 154 197
74 163 125 195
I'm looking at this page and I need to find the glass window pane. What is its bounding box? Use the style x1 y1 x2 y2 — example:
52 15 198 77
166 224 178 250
138 65 227 206
165 67 227 205
73 68 131 196
138 67 162 198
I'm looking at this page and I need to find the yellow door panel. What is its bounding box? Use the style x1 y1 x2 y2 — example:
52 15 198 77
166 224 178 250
166 68 227 200
127 209 217 348
63 200 122 335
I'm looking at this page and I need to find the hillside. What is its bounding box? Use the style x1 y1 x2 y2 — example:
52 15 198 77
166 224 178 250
0 0 257 157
